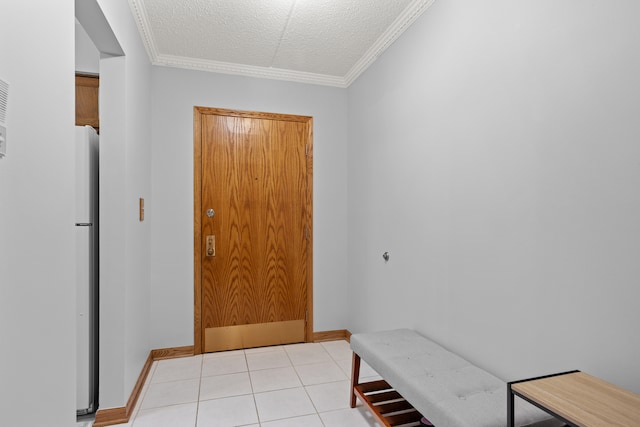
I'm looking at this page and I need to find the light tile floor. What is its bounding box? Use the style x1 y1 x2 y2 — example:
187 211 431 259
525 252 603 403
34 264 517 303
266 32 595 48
78 340 385 427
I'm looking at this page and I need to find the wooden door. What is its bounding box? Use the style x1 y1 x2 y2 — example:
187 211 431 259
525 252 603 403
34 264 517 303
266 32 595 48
194 107 313 354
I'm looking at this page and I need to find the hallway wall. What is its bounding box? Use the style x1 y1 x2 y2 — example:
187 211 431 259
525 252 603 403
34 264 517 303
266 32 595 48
347 0 640 392
0 1 76 425
97 0 153 409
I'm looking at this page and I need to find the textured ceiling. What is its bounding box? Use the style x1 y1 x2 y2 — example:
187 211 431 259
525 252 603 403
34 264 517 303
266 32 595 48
129 0 436 87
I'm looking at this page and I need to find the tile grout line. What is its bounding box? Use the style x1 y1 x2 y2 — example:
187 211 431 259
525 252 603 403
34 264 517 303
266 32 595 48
245 349 262 425
290 343 332 426
193 355 204 427
258 343 322 426
267 343 313 424
311 343 333 427
319 341 351 427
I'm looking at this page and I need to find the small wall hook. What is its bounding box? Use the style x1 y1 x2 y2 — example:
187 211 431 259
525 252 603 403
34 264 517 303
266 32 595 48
383 252 390 262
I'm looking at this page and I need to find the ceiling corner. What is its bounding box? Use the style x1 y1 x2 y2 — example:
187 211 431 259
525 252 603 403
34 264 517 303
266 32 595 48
344 0 437 87
128 0 159 61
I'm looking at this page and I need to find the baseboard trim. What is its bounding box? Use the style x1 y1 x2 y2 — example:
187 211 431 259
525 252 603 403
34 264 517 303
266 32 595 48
92 407 127 427
313 329 352 342
151 345 195 360
93 345 195 427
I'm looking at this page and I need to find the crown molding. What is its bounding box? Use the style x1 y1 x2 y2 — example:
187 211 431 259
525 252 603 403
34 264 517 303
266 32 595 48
129 0 159 60
153 54 348 87
129 0 436 88
343 0 436 86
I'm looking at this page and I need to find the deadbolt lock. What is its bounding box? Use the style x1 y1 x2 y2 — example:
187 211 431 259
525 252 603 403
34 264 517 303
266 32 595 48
206 235 216 257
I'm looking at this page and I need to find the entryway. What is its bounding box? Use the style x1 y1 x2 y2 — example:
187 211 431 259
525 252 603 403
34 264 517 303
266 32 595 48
193 107 313 354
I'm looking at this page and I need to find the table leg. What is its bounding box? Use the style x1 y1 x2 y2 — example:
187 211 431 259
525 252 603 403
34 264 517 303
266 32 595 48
507 382 515 427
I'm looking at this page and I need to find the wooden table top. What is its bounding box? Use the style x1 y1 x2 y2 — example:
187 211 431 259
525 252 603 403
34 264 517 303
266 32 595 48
511 371 640 427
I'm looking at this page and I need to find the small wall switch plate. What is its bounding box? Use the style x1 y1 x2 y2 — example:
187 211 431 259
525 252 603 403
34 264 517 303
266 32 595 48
139 198 145 221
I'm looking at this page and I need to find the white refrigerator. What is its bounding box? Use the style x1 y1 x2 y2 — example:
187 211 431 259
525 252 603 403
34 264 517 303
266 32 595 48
76 125 99 415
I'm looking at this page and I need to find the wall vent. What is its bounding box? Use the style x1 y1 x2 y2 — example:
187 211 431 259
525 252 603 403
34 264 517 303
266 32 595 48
0 77 8 158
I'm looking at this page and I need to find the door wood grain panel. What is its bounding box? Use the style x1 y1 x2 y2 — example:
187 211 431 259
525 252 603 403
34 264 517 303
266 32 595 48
194 107 313 353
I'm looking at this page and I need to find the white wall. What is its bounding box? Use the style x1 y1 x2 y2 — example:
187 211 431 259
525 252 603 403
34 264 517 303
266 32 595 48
149 67 349 348
347 0 640 393
75 19 100 75
0 1 76 426
96 0 152 409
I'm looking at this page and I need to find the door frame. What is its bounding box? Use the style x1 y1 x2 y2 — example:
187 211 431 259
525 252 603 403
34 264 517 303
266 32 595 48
193 106 314 355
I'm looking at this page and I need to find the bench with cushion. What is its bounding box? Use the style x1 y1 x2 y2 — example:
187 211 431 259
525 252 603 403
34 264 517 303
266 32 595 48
350 329 560 427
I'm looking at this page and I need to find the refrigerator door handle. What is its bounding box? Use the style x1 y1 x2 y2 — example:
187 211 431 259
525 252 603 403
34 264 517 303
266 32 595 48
75 223 93 227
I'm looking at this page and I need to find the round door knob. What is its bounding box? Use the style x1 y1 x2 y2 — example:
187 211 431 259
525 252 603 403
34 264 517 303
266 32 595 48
206 209 215 218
